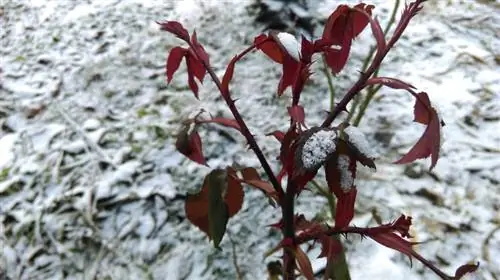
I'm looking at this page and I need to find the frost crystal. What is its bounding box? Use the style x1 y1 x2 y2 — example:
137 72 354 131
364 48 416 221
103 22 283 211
344 126 376 159
337 155 354 192
301 130 336 169
277 32 301 61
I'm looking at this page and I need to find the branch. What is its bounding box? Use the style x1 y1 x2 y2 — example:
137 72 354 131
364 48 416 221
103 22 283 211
187 41 285 199
321 0 427 128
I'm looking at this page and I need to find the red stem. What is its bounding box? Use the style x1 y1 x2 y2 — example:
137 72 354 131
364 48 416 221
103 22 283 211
321 0 426 128
188 42 285 200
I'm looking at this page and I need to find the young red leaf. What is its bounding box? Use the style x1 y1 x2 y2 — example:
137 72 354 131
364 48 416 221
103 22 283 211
453 263 479 280
368 16 386 56
395 92 442 169
323 39 351 74
175 122 206 165
166 46 187 84
365 76 415 90
287 105 305 127
238 167 279 203
295 246 314 280
185 50 206 98
254 34 283 63
221 55 238 96
321 3 374 73
157 20 190 42
197 117 241 132
413 91 433 124
300 35 314 64
190 31 210 66
334 188 357 229
277 53 300 96
267 130 285 143
351 4 375 37
365 215 416 259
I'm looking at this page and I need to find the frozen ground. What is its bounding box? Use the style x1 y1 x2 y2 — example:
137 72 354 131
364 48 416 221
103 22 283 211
1 0 499 279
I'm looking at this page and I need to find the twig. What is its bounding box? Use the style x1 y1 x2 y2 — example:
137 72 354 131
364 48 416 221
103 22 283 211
227 231 244 280
188 42 285 200
322 0 418 128
52 104 117 169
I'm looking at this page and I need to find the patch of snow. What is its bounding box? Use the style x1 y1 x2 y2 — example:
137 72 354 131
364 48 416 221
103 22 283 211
0 134 18 169
301 129 337 169
277 32 301 61
337 154 354 192
344 125 377 159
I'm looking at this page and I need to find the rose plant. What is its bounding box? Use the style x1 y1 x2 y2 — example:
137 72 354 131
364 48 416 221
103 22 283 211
158 1 478 279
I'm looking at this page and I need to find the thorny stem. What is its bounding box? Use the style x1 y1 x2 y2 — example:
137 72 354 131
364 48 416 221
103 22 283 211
322 0 424 128
188 42 285 200
282 180 297 280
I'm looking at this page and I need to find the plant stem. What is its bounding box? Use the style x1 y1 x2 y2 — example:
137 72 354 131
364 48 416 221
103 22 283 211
282 181 297 280
353 84 382 126
189 43 285 200
321 0 421 128
310 180 351 280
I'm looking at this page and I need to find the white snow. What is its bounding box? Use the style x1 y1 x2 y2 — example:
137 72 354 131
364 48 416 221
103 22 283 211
277 32 301 61
0 0 498 279
337 154 354 192
301 129 337 169
344 125 377 159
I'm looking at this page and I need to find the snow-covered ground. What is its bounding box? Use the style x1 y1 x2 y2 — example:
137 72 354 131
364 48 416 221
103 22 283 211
1 0 499 279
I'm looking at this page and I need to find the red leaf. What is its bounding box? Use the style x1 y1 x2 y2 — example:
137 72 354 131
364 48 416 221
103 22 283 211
413 91 432 124
334 188 357 228
295 246 314 280
197 117 241 132
158 21 190 42
185 185 210 235
238 167 279 202
300 36 314 63
254 34 283 63
324 38 351 74
370 231 416 258
395 92 442 169
453 263 479 280
267 130 285 143
367 16 386 56
222 55 238 96
287 105 305 126
352 4 374 37
366 215 416 259
318 236 343 259
191 31 210 66
225 167 244 217
185 169 244 248
175 123 206 165
321 3 374 73
277 54 300 96
185 51 206 99
166 47 187 84
365 77 415 91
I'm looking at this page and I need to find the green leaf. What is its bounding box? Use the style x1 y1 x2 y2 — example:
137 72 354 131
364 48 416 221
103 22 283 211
207 169 229 249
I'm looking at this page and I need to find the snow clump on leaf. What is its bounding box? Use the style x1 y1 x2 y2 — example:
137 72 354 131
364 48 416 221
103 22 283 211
301 129 337 169
344 126 377 159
